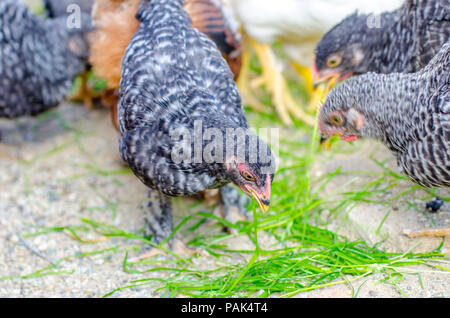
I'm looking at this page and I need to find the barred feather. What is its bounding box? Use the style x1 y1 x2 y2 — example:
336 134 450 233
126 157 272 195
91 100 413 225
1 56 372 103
118 0 274 244
0 0 92 118
315 0 450 77
319 43 450 188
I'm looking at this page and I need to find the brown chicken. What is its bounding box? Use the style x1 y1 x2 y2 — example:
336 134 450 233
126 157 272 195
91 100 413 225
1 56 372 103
89 0 242 131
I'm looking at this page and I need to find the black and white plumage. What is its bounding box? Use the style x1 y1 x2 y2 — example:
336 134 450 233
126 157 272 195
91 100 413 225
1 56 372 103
0 0 93 118
314 0 450 82
318 43 450 188
118 0 275 246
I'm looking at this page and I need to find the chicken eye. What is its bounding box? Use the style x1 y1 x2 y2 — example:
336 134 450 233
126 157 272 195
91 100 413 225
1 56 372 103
330 115 343 125
242 172 255 181
327 55 342 68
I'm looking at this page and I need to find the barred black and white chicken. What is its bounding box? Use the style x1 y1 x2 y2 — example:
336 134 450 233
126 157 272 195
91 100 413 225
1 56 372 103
89 0 242 131
44 0 97 109
118 0 275 255
0 0 92 118
314 0 450 84
318 43 450 237
229 0 404 125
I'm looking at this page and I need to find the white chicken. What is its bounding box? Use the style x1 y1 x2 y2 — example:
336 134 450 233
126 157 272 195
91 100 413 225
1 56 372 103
228 0 404 125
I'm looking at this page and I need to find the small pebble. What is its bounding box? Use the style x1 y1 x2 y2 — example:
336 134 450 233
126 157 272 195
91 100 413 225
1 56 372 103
425 197 444 213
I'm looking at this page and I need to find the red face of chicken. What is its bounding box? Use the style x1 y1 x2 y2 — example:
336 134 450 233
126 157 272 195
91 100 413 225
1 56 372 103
318 106 365 144
226 159 273 213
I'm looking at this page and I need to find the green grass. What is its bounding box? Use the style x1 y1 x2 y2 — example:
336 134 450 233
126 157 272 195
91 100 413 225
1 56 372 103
8 109 447 298
2 44 449 298
99 120 447 298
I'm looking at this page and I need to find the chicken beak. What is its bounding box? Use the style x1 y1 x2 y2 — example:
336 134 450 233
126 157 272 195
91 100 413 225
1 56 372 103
245 185 271 213
253 192 270 213
314 74 339 91
256 198 270 213
320 135 333 150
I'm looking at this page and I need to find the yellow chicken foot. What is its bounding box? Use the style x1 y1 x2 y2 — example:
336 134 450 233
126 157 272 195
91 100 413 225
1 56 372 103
237 45 271 113
251 73 314 124
67 71 101 110
249 76 266 89
250 38 291 125
249 38 314 126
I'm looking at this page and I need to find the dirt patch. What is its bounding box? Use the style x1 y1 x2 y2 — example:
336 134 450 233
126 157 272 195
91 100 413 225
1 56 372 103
0 103 448 297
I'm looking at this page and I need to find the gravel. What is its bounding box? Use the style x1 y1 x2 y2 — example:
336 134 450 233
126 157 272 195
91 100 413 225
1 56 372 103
1 0 446 299
0 103 448 297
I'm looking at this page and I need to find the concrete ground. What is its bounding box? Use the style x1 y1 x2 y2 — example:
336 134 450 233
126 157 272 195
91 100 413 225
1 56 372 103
0 103 448 298
2 0 449 298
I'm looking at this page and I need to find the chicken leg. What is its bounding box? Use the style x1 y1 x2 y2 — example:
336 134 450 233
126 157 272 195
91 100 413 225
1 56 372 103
133 185 253 260
245 38 315 126
131 189 208 261
67 71 101 110
130 189 185 260
237 45 272 113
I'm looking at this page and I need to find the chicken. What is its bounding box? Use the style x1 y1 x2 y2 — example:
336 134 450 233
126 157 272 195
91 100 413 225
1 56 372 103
0 0 93 119
89 0 242 131
228 0 404 125
89 0 140 130
43 0 98 109
184 0 242 80
318 43 450 237
118 0 275 255
314 0 450 84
